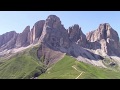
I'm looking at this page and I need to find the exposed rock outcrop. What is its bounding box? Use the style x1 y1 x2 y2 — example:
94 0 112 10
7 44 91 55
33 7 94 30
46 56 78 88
37 43 65 66
37 15 107 66
86 23 119 42
39 15 70 50
30 20 45 44
15 26 30 48
0 15 120 67
87 23 120 56
37 15 70 65
68 24 87 47
0 31 18 51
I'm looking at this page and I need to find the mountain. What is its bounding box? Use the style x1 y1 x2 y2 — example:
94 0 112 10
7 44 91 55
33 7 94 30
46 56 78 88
0 15 120 79
29 20 45 44
87 23 120 56
15 26 30 48
0 31 18 52
68 24 87 47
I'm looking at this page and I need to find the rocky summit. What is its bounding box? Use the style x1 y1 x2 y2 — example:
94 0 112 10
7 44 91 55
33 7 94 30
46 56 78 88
0 31 18 52
39 15 70 50
15 26 30 48
68 24 87 47
87 23 120 56
29 20 45 44
0 15 120 67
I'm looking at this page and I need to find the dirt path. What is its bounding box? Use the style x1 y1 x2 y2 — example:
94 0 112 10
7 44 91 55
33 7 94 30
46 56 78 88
75 72 83 79
72 66 84 79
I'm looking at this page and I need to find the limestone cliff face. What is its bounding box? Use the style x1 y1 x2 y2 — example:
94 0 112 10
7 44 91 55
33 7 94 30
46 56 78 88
39 15 70 50
0 31 18 51
37 15 70 65
30 20 45 44
15 26 30 48
87 23 120 56
86 23 119 42
68 24 87 47
0 15 120 66
37 15 104 66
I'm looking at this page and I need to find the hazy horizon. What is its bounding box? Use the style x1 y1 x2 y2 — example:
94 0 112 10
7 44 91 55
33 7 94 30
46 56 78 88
0 11 120 36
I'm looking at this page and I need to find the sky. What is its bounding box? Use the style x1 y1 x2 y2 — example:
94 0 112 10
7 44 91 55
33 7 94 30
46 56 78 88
0 11 120 36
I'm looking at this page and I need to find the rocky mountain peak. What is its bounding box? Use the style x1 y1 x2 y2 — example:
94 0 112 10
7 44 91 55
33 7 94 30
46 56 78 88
72 24 80 29
68 24 81 42
86 23 118 42
47 15 60 21
0 31 18 51
37 15 70 65
0 31 17 47
29 20 45 44
1 15 120 65
23 26 30 33
45 15 61 28
39 15 70 53
68 24 87 47
98 23 111 30
15 26 30 48
86 23 120 56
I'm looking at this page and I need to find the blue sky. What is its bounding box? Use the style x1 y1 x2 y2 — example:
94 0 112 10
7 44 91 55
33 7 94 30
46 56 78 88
0 11 120 36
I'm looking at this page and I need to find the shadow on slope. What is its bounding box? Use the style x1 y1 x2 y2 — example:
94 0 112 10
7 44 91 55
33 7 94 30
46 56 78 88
67 43 104 61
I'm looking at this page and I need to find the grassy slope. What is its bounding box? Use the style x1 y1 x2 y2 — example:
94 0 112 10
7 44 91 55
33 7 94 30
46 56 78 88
1 45 120 79
0 45 46 79
39 55 120 79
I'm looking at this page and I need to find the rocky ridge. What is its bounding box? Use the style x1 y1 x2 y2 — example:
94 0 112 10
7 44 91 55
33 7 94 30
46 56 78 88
0 15 120 67
86 23 120 56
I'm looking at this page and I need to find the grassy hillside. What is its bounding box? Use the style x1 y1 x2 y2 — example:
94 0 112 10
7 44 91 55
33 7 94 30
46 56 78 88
39 55 120 79
0 45 46 79
1 45 120 79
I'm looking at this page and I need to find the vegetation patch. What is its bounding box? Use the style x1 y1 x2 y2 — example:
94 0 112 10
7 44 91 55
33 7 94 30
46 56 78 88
0 45 46 79
39 55 120 79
